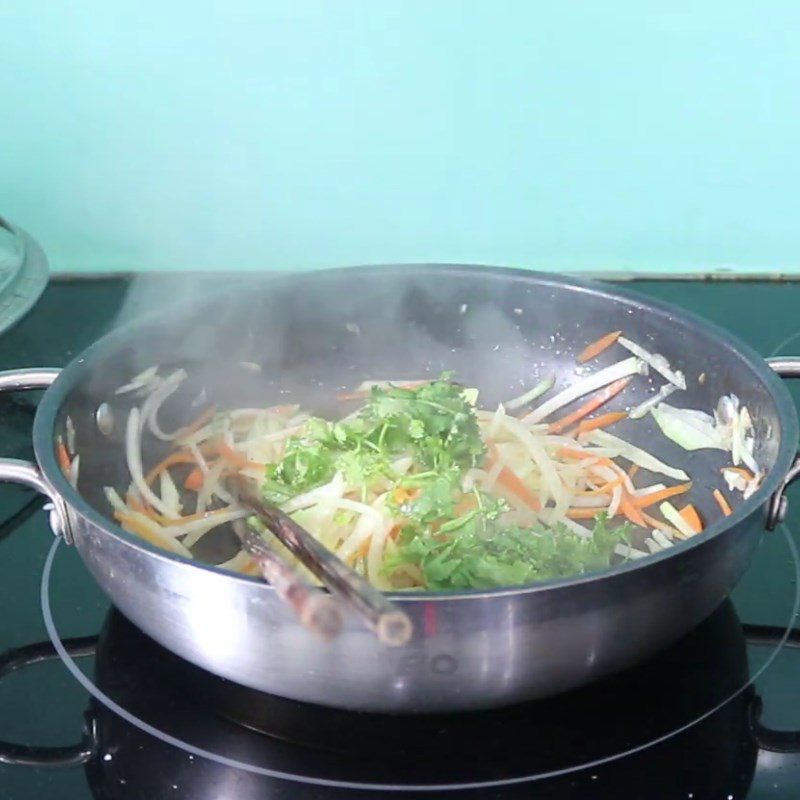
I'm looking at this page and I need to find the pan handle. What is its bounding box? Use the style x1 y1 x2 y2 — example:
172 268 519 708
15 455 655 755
0 368 72 541
766 359 800 530
0 637 98 767
745 623 800 753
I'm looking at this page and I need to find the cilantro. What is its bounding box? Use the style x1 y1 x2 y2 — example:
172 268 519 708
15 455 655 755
261 374 485 505
261 438 336 505
259 374 630 591
385 513 630 591
362 376 486 470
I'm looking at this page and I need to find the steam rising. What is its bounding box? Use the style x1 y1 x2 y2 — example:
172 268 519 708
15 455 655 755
103 267 570 418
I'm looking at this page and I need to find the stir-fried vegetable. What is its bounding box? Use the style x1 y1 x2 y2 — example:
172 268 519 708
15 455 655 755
101 329 767 590
650 403 727 451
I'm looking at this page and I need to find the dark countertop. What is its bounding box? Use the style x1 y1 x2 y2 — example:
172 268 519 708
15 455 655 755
2 276 800 800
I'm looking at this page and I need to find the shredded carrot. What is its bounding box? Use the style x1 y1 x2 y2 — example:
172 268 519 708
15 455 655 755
577 330 622 364
124 493 170 524
161 506 242 527
485 444 541 510
628 464 639 479
126 494 148 514
713 489 732 517
559 448 617 476
114 511 184 553
576 411 628 435
184 444 263 490
495 465 542 511
184 466 205 491
337 381 429 401
197 440 220 458
453 493 480 515
573 478 621 496
266 404 299 415
176 406 216 440
620 493 647 527
679 504 703 533
393 486 419 505
722 466 754 481
548 378 631 434
145 451 198 486
388 524 403 541
355 537 372 561
558 446 598 461
216 441 252 469
241 558 262 576
567 507 606 520
566 493 645 526
634 482 692 509
56 440 71 474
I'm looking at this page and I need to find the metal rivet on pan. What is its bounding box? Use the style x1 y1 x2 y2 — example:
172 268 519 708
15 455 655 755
96 403 114 436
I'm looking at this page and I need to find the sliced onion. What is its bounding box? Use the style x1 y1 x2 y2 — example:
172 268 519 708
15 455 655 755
125 408 180 519
651 529 674 548
159 470 182 516
617 337 686 390
659 501 696 538
614 543 648 560
176 510 250 547
68 454 80 489
722 469 748 493
117 510 194 557
115 366 159 396
587 430 690 481
140 369 188 441
65 416 76 455
484 457 505 491
607 483 623 518
104 486 128 513
560 517 593 539
337 510 382 564
504 375 555 411
628 383 677 420
488 403 507 438
367 508 393 588
633 483 667 497
644 537 662 553
282 473 347 513
499 415 568 512
570 494 612 508
743 472 762 500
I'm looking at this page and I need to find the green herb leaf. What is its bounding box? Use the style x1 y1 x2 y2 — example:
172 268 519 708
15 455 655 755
386 513 630 590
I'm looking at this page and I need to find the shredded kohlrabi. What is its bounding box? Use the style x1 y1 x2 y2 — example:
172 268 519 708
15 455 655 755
650 403 727 451
104 323 765 591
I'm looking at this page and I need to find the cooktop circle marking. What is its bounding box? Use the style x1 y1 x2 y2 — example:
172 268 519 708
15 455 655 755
41 526 800 792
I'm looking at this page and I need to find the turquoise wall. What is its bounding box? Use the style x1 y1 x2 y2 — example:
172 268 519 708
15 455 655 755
2 1 799 275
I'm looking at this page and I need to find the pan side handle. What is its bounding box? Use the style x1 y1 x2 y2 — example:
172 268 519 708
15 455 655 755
745 624 800 754
0 368 72 541
0 638 98 767
766 359 800 530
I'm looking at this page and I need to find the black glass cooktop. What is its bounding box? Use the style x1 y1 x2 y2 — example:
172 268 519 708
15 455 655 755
3 276 800 799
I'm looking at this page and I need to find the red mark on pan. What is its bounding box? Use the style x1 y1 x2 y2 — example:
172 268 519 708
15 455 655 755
423 602 438 636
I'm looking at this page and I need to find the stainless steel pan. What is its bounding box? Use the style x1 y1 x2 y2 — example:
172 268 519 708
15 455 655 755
4 265 800 712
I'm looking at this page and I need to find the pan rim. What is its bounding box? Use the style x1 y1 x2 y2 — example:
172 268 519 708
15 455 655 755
32 263 800 601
